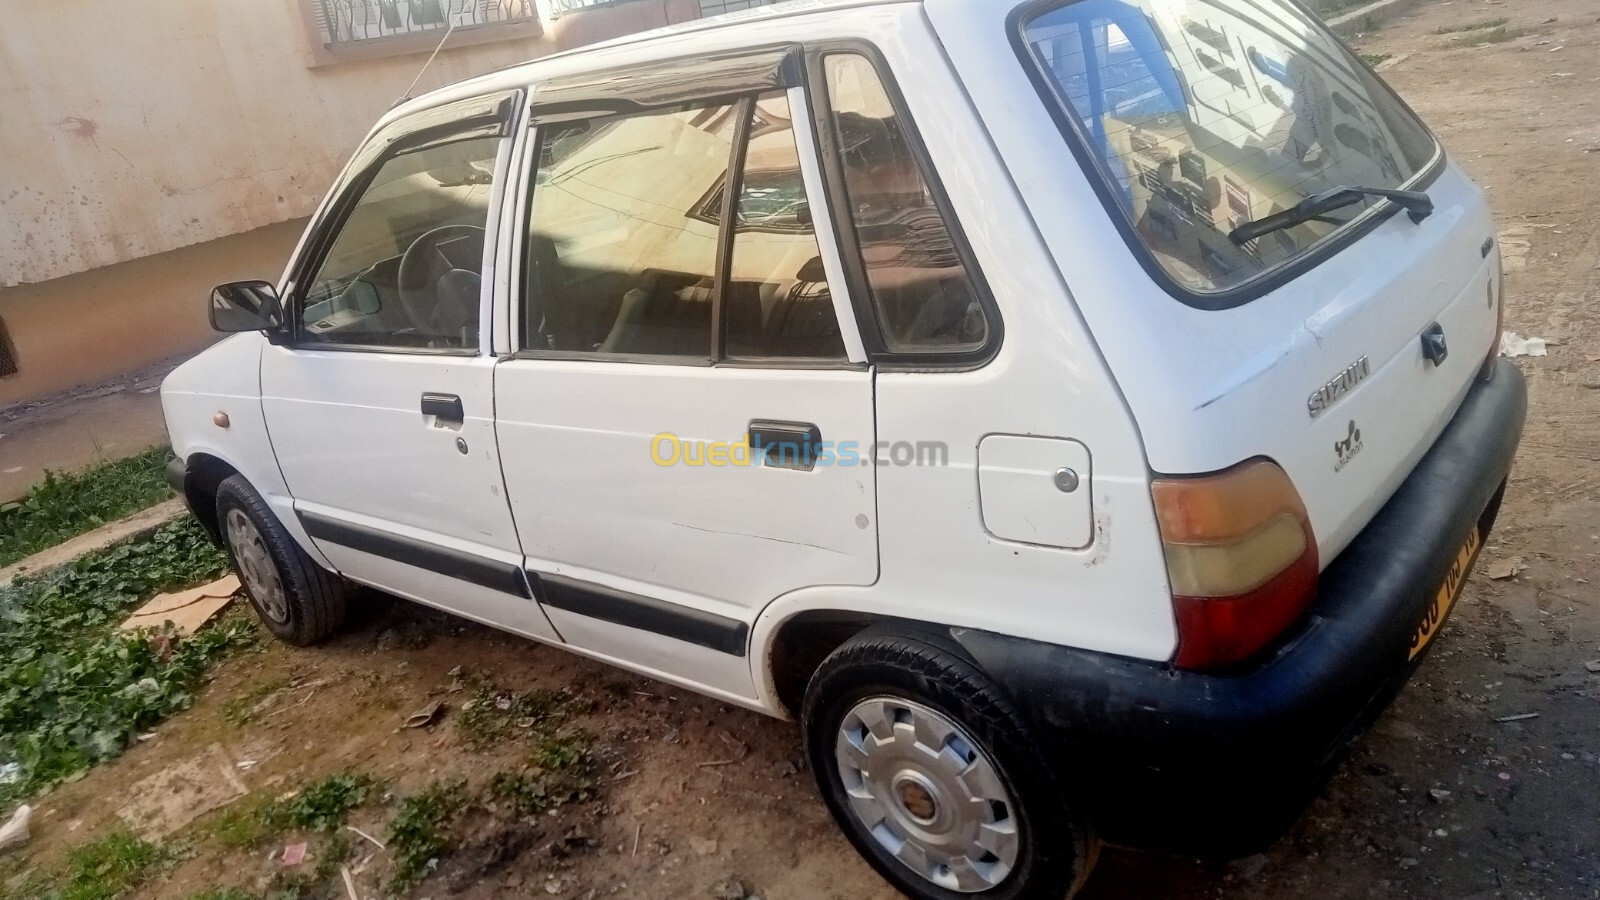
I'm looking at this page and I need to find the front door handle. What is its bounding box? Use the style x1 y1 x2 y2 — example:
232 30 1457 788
749 420 822 472
421 392 464 424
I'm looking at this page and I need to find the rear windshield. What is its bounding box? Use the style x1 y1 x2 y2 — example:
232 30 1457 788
1020 0 1438 296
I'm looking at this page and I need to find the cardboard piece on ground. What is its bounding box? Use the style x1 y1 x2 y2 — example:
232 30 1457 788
114 743 248 840
120 574 241 636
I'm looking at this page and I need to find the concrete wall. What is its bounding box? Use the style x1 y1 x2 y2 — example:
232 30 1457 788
0 0 699 406
0 1 680 289
0 219 308 407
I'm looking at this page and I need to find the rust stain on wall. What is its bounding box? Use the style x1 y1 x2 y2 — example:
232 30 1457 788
55 116 100 144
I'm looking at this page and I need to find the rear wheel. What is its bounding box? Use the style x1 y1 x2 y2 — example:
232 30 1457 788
216 475 349 645
802 629 1097 899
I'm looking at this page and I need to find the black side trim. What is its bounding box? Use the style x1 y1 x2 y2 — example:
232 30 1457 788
297 511 529 599
533 573 749 657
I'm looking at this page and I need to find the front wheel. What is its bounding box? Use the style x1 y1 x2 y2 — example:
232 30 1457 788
802 629 1097 900
216 475 349 645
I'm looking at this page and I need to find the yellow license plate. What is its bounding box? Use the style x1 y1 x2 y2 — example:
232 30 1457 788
1410 527 1482 660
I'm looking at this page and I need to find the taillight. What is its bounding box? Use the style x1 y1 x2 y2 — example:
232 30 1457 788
1152 460 1319 670
1482 264 1505 381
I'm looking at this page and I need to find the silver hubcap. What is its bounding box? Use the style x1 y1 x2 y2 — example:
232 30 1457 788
225 508 288 624
835 697 1020 892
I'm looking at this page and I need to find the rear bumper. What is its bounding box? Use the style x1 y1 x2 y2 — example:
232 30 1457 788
952 360 1528 854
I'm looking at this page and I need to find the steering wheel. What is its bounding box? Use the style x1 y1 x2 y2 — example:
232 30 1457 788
397 225 486 343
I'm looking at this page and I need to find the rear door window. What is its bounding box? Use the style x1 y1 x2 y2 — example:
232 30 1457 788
1021 0 1438 296
724 92 847 360
522 93 847 362
525 104 735 360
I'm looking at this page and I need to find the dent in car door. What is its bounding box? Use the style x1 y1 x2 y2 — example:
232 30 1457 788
495 60 877 701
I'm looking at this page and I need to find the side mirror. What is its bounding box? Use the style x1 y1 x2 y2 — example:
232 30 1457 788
210 281 284 334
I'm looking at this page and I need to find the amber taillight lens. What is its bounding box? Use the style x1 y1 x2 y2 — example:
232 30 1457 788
1483 265 1505 381
1152 460 1319 670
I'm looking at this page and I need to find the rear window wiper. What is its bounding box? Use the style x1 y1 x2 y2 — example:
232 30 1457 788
1228 186 1434 245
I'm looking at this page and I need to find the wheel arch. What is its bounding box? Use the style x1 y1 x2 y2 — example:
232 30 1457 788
181 452 241 543
758 599 971 719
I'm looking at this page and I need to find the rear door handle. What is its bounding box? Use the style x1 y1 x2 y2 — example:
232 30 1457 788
749 421 822 472
421 392 464 424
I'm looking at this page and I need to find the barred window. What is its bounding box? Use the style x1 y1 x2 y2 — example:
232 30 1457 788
310 0 536 50
0 315 16 378
697 0 784 18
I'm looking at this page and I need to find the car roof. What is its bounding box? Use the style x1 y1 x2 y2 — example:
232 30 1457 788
383 0 914 125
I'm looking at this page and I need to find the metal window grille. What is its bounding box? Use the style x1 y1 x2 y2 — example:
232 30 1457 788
545 0 635 17
313 0 535 48
0 315 17 378
696 0 782 16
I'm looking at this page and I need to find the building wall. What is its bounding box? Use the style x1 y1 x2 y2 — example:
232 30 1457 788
0 0 704 406
0 219 310 407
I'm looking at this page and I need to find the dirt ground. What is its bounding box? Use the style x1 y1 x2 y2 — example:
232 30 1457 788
9 1 1600 897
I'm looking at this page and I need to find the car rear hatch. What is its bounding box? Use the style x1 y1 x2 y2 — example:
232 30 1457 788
1125 162 1502 564
1001 0 1504 564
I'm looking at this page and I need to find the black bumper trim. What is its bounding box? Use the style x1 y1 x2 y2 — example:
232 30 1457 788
166 457 187 495
951 360 1528 854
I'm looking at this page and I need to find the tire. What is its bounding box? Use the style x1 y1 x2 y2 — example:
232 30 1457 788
802 628 1097 900
215 474 349 645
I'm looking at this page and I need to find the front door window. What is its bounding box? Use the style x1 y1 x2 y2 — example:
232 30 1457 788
299 134 501 351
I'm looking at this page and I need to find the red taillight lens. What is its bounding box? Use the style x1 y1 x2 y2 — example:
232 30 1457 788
1152 460 1319 670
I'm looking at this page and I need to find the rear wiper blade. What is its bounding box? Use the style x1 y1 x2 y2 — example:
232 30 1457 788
1228 185 1434 245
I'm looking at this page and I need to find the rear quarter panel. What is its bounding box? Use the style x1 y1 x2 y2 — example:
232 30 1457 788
752 5 1179 672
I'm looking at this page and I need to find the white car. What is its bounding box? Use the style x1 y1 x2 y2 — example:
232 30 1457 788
163 0 1526 895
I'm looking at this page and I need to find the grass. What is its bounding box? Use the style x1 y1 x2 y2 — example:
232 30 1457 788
0 518 249 810
386 780 469 892
1456 25 1531 45
1358 52 1392 66
9 829 174 900
57 831 172 900
455 680 569 749
488 733 594 818
209 796 280 850
184 774 376 900
1434 16 1509 34
184 831 354 900
220 678 287 728
0 447 175 568
270 772 376 833
203 772 375 854
264 830 352 900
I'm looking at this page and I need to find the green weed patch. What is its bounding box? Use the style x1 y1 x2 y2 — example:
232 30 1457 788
1435 16 1510 34
0 518 248 810
0 447 175 567
386 780 468 892
8 829 173 900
